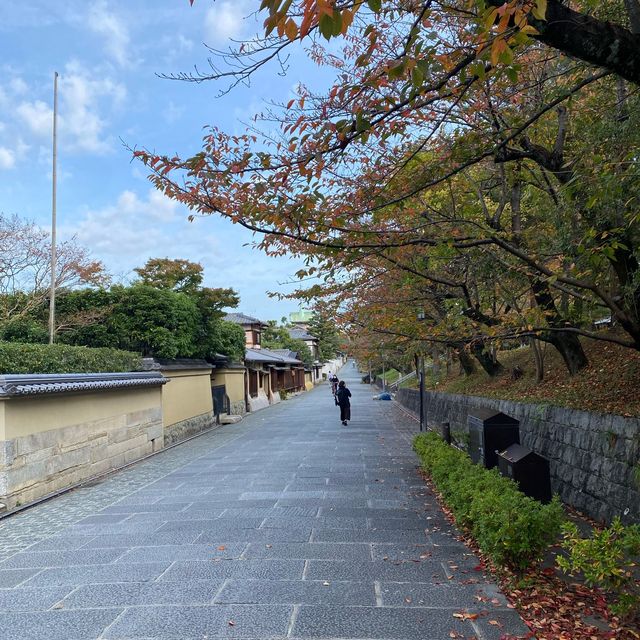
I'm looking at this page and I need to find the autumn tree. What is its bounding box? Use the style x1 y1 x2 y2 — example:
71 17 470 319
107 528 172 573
135 1 640 375
0 212 108 332
134 257 204 294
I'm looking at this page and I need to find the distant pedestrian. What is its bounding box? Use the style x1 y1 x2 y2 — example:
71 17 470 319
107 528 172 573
336 380 352 425
330 374 339 396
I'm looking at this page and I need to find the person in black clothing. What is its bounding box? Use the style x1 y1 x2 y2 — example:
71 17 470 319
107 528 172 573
336 380 352 425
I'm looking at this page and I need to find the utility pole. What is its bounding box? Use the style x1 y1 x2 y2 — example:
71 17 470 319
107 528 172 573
48 71 59 345
419 354 425 431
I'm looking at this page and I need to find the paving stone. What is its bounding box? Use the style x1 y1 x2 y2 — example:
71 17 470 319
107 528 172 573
21 562 170 587
115 543 247 563
82 532 203 548
306 559 448 582
0 569 42 588
195 528 312 544
0 548 127 569
318 507 421 518
0 362 525 639
243 542 372 560
379 581 509 608
155 518 265 534
0 608 122 640
293 604 471 639
469 610 532 639
312 527 429 543
0 586 72 611
263 516 368 529
62 580 224 608
159 559 305 581
99 502 191 514
102 604 293 639
215 578 377 605
372 543 475 561
21 536 98 552
369 517 431 531
72 514 132 525
277 497 370 508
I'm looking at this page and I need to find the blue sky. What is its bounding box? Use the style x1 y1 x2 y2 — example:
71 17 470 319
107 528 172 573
0 1 332 321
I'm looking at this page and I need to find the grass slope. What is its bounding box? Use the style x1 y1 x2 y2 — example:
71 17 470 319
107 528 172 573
424 332 640 417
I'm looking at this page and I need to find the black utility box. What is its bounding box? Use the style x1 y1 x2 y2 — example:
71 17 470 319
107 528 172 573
468 409 519 469
437 422 451 444
497 443 552 504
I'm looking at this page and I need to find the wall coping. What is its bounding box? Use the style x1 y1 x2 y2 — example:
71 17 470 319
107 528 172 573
0 372 167 398
142 357 212 372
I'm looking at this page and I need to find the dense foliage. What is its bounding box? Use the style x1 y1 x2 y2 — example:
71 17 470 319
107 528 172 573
137 0 640 386
0 256 246 362
262 320 313 365
413 431 564 569
52 285 245 361
0 342 141 374
558 517 640 620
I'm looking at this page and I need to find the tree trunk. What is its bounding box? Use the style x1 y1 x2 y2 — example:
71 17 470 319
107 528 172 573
530 337 545 383
484 0 640 85
457 348 476 376
530 278 589 374
471 340 504 377
431 345 440 378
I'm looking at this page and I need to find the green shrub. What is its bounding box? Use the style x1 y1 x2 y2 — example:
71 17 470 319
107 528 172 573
557 517 640 620
413 432 564 570
0 342 142 374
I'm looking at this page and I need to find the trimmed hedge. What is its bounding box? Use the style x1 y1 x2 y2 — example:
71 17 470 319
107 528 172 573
413 431 564 570
0 342 142 374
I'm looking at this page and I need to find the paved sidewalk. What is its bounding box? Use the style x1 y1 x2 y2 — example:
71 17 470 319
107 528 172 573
0 362 530 640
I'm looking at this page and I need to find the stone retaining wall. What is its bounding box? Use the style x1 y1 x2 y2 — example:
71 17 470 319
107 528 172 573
0 373 166 511
396 388 640 524
163 412 215 446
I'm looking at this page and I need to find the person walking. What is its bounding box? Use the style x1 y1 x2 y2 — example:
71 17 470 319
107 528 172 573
330 374 339 397
336 380 352 426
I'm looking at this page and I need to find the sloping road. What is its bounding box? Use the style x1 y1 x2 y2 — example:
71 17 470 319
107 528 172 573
0 361 529 639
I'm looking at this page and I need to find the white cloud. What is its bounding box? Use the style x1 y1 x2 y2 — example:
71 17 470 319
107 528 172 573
10 77 28 95
16 100 52 138
204 1 248 43
68 189 182 259
87 0 131 67
0 147 15 169
15 64 126 155
163 101 184 124
62 187 308 317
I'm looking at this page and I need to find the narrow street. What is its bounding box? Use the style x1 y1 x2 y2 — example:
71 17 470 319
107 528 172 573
0 362 528 639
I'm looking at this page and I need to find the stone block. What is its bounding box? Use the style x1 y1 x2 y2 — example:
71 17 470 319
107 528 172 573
106 434 147 460
610 414 637 437
90 443 109 464
0 440 15 467
126 407 160 428
48 447 91 476
88 458 112 478
21 446 55 465
124 444 152 465
15 431 55 457
5 460 48 492
107 453 126 470
145 423 163 442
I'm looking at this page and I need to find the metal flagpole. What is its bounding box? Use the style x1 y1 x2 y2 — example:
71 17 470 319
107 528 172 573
48 71 58 344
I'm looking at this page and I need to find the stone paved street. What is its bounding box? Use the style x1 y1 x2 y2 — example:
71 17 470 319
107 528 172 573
0 362 530 639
